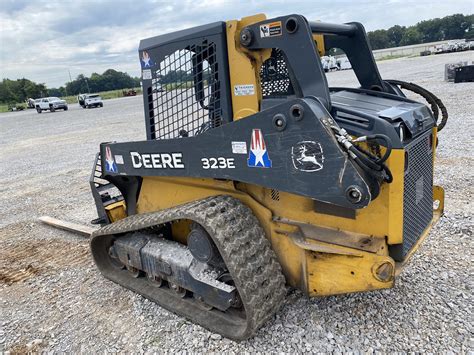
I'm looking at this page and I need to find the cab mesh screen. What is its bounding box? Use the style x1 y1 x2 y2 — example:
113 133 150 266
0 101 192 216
147 42 221 140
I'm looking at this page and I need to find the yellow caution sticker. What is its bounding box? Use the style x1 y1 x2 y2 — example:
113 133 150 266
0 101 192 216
259 21 282 38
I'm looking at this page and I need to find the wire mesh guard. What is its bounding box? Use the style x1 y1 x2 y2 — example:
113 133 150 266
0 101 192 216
260 49 294 98
148 42 222 140
402 132 434 257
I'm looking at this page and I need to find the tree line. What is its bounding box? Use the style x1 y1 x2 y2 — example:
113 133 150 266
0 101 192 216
0 69 140 104
367 13 473 50
0 78 47 104
63 69 140 96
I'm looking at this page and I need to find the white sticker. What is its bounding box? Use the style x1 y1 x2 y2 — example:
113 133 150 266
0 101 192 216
115 155 124 164
142 69 152 80
231 141 247 154
234 84 255 96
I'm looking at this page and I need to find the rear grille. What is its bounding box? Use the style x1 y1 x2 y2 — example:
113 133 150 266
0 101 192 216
402 131 433 258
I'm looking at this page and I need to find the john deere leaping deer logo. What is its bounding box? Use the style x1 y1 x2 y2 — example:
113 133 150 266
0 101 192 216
291 141 324 172
265 57 278 77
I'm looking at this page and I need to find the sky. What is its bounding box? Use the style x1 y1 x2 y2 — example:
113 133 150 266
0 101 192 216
0 0 472 88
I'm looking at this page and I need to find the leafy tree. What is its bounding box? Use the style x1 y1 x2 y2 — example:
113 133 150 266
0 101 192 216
441 14 471 40
466 14 474 36
0 80 19 103
160 70 193 84
387 25 406 47
464 24 474 39
48 87 67 97
367 13 473 49
0 69 139 103
400 27 422 46
66 74 91 95
24 81 47 99
64 69 138 95
367 29 389 50
417 18 443 42
0 78 47 103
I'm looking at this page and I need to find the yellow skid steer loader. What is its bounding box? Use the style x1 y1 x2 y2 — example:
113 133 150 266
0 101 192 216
86 14 447 339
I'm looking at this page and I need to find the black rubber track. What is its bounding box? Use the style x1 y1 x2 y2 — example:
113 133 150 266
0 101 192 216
90 195 286 340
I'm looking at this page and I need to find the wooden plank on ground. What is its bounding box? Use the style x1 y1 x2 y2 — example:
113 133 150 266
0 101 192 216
39 216 96 237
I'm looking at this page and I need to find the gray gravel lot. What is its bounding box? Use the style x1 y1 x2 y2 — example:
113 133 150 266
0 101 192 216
1 51 473 353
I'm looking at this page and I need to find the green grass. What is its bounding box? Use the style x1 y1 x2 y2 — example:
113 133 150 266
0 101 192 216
376 54 413 61
163 81 195 90
0 103 26 113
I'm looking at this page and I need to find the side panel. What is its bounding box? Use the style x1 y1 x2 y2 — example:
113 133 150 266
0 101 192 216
306 248 395 296
134 176 396 295
238 147 404 245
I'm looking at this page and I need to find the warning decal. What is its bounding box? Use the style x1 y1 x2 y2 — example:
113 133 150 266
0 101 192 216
142 69 152 80
260 21 282 38
231 141 247 154
234 84 255 96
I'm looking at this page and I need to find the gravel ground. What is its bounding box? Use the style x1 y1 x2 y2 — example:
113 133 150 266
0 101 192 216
1 51 473 353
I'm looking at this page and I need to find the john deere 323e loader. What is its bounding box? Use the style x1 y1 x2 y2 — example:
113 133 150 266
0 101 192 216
89 14 447 339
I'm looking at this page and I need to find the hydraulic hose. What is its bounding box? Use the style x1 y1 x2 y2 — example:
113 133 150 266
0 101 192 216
330 126 393 184
348 145 393 183
353 134 392 164
349 145 382 171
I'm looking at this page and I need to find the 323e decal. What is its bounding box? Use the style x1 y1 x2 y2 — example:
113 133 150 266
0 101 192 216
201 157 235 169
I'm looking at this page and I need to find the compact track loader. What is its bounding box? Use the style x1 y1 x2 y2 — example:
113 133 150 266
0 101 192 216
88 14 447 339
